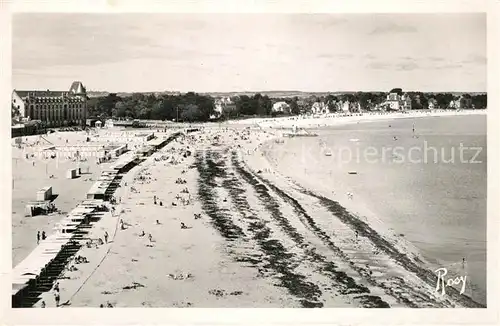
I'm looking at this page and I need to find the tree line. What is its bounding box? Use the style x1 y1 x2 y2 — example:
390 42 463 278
88 91 487 122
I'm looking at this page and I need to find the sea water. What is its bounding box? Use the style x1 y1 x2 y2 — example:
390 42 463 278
268 114 487 305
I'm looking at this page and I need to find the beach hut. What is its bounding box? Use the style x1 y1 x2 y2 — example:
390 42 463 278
66 169 77 179
24 204 36 217
36 186 52 201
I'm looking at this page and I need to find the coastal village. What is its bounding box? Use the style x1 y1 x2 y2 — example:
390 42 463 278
10 81 486 309
11 81 485 137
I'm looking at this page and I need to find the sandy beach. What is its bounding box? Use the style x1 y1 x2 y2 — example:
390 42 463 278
11 110 485 308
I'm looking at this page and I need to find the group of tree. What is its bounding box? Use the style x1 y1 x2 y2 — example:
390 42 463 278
87 90 487 122
89 92 215 122
234 94 273 117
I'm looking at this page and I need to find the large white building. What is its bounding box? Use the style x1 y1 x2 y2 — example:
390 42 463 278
311 102 329 114
12 81 88 127
383 92 412 111
214 97 236 117
449 95 472 109
272 101 290 113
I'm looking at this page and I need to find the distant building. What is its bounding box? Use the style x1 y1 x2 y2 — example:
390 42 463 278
428 98 438 110
401 94 412 111
214 97 236 117
386 92 401 110
272 101 290 113
450 95 472 109
311 102 328 114
341 101 350 112
383 92 412 111
12 81 88 127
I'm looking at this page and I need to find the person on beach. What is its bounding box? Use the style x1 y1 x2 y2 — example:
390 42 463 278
156 220 161 225
148 233 153 242
54 282 60 292
140 230 145 237
180 222 188 229
41 301 46 308
42 231 46 240
54 292 60 307
104 231 109 243
37 231 40 244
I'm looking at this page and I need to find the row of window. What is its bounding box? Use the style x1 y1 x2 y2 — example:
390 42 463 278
29 104 85 110
31 110 85 121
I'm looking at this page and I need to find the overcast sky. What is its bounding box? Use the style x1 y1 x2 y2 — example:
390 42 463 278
12 13 486 93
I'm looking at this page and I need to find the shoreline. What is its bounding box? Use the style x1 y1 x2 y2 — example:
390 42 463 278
246 112 486 306
13 114 486 307
231 109 487 130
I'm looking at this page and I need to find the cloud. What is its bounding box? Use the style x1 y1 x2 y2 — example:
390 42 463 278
462 54 486 65
434 63 464 70
317 53 353 60
395 61 419 71
428 56 445 62
370 23 417 35
366 61 391 70
13 14 157 69
288 14 347 29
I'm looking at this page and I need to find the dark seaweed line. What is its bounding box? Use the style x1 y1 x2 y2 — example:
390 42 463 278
195 151 246 240
230 153 391 308
221 162 324 308
240 157 457 307
298 189 485 308
245 166 427 307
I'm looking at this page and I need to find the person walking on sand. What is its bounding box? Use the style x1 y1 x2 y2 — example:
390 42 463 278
41 231 46 240
54 291 60 307
104 231 109 244
37 231 40 244
148 233 153 242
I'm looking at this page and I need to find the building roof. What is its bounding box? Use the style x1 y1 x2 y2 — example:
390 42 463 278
272 101 290 108
13 81 87 99
69 81 86 94
13 90 66 98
